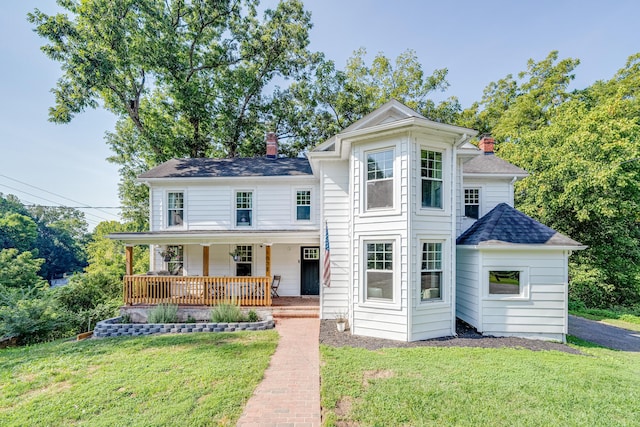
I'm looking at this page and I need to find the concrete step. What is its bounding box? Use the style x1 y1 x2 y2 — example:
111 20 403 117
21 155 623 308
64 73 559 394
271 308 319 319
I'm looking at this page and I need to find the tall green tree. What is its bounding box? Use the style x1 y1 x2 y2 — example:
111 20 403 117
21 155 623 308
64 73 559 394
30 0 315 225
283 48 461 153
467 52 640 307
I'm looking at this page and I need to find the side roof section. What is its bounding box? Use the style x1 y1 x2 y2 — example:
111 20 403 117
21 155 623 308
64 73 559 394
457 203 584 248
138 157 313 179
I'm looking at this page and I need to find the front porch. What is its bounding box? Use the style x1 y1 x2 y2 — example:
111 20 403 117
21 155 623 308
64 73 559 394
123 275 273 306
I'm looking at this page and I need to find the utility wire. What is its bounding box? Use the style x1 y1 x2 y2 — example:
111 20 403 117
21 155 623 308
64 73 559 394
0 183 112 223
0 174 120 219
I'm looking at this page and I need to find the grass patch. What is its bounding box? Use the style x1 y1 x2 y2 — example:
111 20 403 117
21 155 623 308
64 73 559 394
320 344 640 426
569 305 640 332
0 331 278 426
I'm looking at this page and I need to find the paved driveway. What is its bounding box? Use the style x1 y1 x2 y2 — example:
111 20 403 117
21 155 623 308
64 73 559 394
568 315 640 352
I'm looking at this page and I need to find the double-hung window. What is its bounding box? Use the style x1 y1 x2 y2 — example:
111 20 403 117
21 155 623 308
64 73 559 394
235 245 252 276
366 149 394 210
236 191 253 226
296 190 311 221
421 150 442 208
365 241 393 301
420 242 442 301
167 192 184 226
464 188 480 219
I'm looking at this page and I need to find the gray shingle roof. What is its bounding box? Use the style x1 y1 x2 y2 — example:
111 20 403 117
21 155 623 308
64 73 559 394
138 157 313 179
457 203 582 247
463 154 528 176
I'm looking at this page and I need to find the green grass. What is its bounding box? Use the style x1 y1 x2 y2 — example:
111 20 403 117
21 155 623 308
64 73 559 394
569 305 640 332
0 331 278 426
320 343 640 426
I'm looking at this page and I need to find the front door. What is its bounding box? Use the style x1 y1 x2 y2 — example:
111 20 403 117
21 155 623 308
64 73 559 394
300 247 320 295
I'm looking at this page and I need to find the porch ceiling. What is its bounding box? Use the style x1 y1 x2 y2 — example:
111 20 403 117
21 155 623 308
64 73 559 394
109 229 320 245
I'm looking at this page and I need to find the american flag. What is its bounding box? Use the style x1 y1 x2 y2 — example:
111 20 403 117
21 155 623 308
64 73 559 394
323 221 331 287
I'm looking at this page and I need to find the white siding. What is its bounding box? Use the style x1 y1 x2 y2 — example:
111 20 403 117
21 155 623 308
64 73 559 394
147 178 319 231
456 247 480 328
409 134 457 341
351 135 410 341
479 249 569 342
320 160 351 319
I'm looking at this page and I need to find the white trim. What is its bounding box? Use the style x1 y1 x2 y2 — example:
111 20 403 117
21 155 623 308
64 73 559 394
415 238 449 309
457 244 587 251
165 189 186 230
361 145 399 216
292 187 313 223
483 266 531 301
463 187 482 219
233 188 255 229
359 235 401 310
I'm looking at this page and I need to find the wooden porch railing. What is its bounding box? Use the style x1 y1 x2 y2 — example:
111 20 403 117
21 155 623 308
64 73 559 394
123 275 272 306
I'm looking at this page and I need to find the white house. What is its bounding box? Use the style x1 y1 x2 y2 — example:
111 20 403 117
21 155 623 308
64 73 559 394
111 100 584 342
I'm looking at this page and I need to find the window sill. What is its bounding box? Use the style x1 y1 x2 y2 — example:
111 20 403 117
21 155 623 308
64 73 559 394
359 300 402 311
483 295 530 302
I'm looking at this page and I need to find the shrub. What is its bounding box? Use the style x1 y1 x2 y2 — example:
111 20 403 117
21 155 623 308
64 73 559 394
247 310 259 322
569 264 617 308
211 303 245 323
147 304 178 323
0 286 67 344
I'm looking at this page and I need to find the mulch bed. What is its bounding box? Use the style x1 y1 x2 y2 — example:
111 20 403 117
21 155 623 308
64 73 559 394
319 319 582 354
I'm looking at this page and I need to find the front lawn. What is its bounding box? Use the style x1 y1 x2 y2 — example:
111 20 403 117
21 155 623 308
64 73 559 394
0 331 278 426
320 341 640 426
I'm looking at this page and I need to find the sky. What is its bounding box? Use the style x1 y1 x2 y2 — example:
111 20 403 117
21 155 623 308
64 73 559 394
1 0 639 229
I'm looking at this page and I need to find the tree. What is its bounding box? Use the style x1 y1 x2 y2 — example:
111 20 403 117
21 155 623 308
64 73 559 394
0 249 48 290
0 213 38 253
30 0 315 225
29 206 89 280
471 52 640 307
285 49 462 151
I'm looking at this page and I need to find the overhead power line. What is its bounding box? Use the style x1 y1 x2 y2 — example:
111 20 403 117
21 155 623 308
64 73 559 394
0 174 120 219
0 182 113 223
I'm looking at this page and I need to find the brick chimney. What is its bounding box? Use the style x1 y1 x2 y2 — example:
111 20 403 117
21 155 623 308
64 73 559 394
478 135 495 155
266 132 278 159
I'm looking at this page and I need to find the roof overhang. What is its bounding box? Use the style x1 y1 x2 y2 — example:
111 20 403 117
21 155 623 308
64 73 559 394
463 172 529 179
457 243 587 251
138 174 317 185
109 230 320 245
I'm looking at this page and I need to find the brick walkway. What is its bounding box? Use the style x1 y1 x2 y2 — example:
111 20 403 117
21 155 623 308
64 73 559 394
237 318 321 427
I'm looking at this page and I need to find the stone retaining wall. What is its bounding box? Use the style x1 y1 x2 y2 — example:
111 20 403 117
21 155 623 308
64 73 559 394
93 315 275 338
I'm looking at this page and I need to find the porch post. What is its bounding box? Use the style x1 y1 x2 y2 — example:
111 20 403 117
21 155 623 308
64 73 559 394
202 245 210 276
265 245 271 278
125 245 133 276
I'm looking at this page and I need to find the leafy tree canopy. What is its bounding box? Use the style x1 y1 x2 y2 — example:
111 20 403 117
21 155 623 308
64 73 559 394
463 51 640 306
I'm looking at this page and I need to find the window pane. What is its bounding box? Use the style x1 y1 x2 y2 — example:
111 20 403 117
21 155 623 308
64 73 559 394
421 151 442 179
236 209 252 226
366 242 393 301
297 205 311 220
367 271 393 299
421 272 441 301
236 263 252 276
489 271 520 295
465 205 479 219
367 151 393 180
422 179 442 208
464 189 480 219
367 179 393 209
168 192 184 226
168 210 183 226
236 192 252 209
